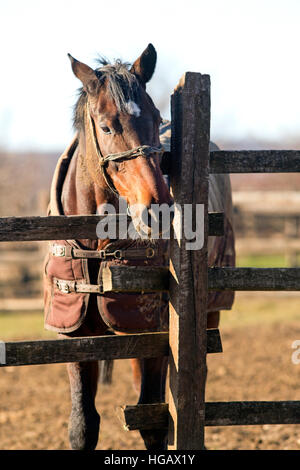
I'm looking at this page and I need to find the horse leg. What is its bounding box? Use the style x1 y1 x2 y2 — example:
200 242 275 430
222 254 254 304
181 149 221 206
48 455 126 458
67 360 100 450
130 356 168 450
62 302 109 450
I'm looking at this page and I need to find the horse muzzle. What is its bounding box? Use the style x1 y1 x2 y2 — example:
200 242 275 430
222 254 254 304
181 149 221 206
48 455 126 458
128 202 174 239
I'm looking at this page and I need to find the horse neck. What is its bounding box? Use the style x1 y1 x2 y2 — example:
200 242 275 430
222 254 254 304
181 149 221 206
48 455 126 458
61 130 117 249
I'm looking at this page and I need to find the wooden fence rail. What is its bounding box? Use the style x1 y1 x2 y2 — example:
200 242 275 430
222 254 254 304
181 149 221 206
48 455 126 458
210 150 300 173
0 329 222 368
0 212 223 241
208 267 300 291
161 150 300 174
117 401 300 430
98 265 300 293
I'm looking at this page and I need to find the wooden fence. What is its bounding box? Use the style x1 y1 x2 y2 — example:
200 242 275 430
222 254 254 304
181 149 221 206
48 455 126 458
1 71 300 450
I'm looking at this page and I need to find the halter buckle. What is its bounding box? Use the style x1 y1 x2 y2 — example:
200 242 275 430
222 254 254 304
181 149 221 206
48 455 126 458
113 250 122 259
51 245 66 257
146 247 155 258
99 250 106 259
56 279 71 294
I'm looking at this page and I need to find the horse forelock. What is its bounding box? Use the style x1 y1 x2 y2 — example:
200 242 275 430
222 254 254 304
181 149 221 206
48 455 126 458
96 59 141 111
73 58 142 131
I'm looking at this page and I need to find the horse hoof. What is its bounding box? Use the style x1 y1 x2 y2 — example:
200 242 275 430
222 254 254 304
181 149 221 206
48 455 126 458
68 410 100 450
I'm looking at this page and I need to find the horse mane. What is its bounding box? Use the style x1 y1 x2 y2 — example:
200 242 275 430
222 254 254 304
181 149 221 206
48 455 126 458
73 58 141 132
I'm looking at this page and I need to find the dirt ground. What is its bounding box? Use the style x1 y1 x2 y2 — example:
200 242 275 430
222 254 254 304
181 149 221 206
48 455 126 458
0 311 300 450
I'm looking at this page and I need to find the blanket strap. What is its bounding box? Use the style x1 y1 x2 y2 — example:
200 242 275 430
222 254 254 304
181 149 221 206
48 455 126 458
53 278 104 294
50 244 156 260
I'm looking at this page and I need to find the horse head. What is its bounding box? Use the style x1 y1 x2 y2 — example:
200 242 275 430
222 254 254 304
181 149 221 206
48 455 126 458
69 44 173 237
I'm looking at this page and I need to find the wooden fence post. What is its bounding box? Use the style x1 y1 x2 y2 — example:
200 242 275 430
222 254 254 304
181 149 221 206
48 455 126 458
168 72 210 449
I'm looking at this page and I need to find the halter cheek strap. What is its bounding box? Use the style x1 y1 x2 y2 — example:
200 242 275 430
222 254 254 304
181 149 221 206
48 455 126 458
87 104 165 195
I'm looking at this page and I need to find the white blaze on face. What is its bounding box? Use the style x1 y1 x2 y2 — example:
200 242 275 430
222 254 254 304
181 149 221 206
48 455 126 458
126 100 141 117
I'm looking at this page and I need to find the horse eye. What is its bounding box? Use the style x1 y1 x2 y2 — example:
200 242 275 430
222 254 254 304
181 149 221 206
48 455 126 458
101 126 111 135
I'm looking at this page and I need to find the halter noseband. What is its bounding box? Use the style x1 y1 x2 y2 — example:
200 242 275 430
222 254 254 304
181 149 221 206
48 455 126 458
87 105 165 195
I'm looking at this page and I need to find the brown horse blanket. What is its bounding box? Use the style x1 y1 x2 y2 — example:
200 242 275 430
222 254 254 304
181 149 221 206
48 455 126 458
43 135 169 334
44 123 235 334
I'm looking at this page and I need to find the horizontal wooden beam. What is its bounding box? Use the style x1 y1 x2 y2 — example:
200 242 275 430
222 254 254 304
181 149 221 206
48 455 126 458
116 400 300 431
101 266 300 293
0 214 126 242
0 329 222 367
102 266 169 292
0 332 169 367
210 150 300 173
0 212 223 242
161 150 300 174
208 267 300 291
205 401 300 426
117 403 169 431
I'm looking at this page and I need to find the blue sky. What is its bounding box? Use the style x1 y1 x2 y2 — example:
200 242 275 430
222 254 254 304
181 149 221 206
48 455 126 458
1 0 300 151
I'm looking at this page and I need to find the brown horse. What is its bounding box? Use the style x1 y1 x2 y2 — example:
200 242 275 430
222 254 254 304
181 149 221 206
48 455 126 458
44 44 173 450
44 44 235 450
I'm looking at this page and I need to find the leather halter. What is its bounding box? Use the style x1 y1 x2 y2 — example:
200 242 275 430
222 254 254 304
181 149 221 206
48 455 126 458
87 104 164 195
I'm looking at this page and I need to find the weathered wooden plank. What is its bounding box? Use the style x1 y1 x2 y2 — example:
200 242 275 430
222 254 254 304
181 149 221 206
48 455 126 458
210 150 300 173
162 150 300 174
208 267 300 291
0 215 127 242
101 266 300 292
0 329 221 367
0 212 222 242
117 403 169 431
168 72 210 450
205 401 300 426
0 333 169 367
116 400 300 431
102 265 169 292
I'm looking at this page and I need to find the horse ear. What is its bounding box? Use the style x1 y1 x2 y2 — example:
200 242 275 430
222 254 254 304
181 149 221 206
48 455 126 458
68 54 99 95
130 44 157 86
